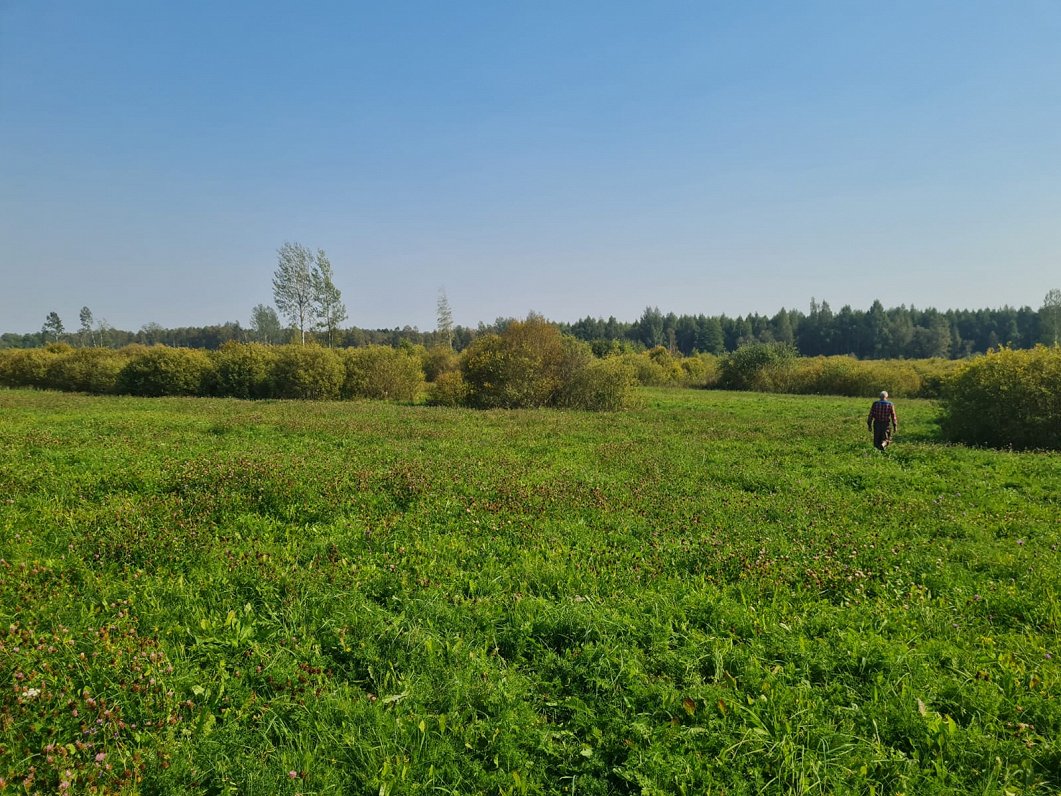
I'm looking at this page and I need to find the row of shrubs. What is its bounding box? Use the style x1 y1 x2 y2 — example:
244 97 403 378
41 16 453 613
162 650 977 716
0 322 644 411
5 337 1057 445
715 343 960 398
0 337 990 405
0 344 425 402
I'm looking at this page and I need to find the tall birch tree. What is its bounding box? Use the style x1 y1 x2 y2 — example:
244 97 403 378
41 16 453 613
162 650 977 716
312 250 347 347
272 242 316 345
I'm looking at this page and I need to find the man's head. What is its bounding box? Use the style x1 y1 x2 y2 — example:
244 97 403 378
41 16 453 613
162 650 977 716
880 391 889 400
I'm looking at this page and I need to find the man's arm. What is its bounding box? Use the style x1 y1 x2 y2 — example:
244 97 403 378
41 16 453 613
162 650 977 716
890 405 898 430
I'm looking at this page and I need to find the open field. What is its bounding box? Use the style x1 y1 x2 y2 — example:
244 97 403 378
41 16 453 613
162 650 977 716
1 387 1058 795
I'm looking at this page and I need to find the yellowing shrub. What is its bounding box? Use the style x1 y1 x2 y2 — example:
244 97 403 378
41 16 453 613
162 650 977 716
461 317 568 409
617 351 672 387
116 347 215 397
680 353 720 388
0 349 57 388
940 346 1061 450
210 343 277 399
341 346 424 402
420 346 460 382
749 356 926 398
45 348 125 393
271 345 343 400
459 317 633 411
427 370 469 407
556 357 641 411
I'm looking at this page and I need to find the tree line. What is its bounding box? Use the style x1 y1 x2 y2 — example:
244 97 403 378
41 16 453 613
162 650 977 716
10 297 1059 359
563 295 1060 359
8 240 1060 359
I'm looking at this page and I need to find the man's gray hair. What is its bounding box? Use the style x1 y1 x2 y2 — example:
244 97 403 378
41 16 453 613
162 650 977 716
880 391 889 399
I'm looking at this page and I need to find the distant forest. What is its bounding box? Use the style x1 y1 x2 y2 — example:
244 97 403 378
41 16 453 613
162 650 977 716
6 297 1060 360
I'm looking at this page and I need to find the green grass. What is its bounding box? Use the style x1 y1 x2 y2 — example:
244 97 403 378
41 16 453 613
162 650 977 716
1 387 1058 795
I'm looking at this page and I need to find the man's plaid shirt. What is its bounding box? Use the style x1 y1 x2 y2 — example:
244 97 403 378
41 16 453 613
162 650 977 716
869 400 897 425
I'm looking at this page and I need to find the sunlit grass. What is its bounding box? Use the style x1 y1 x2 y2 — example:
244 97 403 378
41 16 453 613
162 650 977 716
1 387 1058 794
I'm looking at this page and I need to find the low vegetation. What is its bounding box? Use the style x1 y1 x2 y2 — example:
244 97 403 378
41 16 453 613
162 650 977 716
0 388 1057 794
3 340 1059 449
715 343 961 399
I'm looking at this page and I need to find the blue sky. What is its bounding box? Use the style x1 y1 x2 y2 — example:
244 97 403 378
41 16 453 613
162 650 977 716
2 1 1059 333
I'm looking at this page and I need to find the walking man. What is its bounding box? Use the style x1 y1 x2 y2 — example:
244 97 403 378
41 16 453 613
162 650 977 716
868 391 898 450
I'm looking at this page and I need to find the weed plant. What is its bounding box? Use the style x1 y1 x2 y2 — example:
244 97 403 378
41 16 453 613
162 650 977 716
0 388 1058 794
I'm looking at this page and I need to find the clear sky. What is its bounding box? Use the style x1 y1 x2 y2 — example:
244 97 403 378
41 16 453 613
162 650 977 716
2 1 1059 333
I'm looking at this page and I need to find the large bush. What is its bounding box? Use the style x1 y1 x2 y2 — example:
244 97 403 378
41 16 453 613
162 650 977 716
45 348 126 393
460 317 631 411
461 317 569 409
341 345 424 402
556 357 641 411
210 342 277 399
117 347 216 397
939 346 1061 450
717 343 798 390
271 345 344 400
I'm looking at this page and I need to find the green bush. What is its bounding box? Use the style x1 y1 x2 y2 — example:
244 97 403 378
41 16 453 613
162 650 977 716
461 317 568 409
718 343 797 390
427 370 469 407
271 345 344 400
45 348 125 393
420 346 460 382
341 345 424 402
460 317 633 411
939 345 1061 450
210 342 277 399
117 346 216 397
556 357 640 411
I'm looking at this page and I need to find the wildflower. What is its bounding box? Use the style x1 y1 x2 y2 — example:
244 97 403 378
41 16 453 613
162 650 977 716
95 752 107 762
288 770 299 779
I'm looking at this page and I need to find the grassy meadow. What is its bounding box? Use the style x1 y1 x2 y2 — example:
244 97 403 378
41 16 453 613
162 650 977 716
1 387 1058 795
